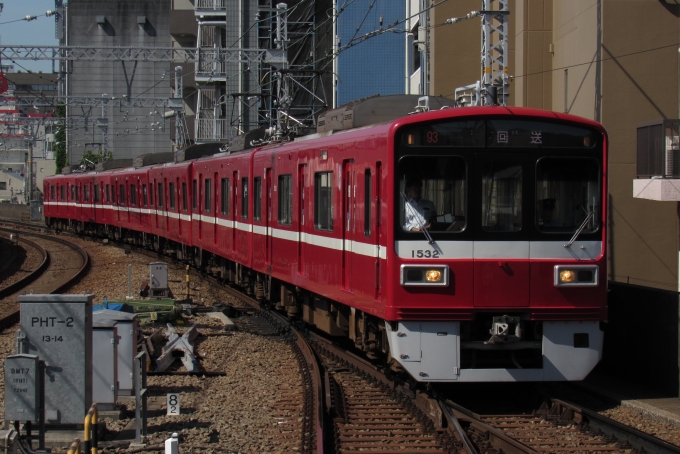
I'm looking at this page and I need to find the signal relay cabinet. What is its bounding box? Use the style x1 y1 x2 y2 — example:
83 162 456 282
4 354 40 423
17 294 93 425
92 309 139 395
92 320 118 408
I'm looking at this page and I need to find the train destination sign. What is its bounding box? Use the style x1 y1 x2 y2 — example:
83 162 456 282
402 118 598 149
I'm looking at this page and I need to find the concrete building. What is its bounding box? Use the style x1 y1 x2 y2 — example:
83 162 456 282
66 0 172 165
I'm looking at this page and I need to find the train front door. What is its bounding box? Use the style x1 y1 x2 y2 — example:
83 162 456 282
473 153 530 307
342 160 356 291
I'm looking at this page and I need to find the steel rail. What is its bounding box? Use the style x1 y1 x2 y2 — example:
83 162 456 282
0 237 49 300
550 398 680 454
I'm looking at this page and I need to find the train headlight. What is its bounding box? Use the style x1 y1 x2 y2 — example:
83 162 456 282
559 270 576 283
425 270 442 282
401 265 449 287
554 265 598 287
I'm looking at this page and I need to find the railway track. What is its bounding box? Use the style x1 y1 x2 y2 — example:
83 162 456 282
0 226 90 330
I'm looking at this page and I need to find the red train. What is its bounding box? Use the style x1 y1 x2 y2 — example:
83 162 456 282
44 97 608 382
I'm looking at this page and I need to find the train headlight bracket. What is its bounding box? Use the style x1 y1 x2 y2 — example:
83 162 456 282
401 265 449 286
554 265 598 287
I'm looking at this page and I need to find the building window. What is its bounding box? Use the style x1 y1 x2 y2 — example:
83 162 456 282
204 178 212 213
241 178 248 219
221 178 229 215
253 177 262 221
314 172 333 231
0 182 6 190
182 182 187 212
278 174 292 225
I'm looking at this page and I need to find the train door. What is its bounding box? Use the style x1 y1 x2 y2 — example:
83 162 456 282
213 172 218 246
265 168 272 265
231 171 238 253
473 152 530 307
342 160 355 291
297 164 306 276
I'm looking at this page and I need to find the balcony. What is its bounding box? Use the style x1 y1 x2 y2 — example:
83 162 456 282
195 0 226 18
633 119 680 201
170 10 197 38
196 118 230 142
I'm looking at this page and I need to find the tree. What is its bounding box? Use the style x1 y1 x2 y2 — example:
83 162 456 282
80 147 113 170
54 103 66 174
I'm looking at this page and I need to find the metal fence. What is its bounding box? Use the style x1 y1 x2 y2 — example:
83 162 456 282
196 0 227 10
196 118 230 142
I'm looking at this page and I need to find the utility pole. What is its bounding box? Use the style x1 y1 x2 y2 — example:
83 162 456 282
274 2 290 141
25 137 34 205
446 0 510 106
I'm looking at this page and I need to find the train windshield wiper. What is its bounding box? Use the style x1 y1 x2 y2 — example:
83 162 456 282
400 191 435 245
564 211 594 249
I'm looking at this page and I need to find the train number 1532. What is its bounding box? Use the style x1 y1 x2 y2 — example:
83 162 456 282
411 249 440 258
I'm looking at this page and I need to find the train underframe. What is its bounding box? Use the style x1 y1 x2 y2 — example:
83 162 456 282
51 217 604 383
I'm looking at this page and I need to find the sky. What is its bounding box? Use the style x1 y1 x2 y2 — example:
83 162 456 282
0 0 59 73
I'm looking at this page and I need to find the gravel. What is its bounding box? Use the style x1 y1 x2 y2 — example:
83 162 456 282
0 236 306 453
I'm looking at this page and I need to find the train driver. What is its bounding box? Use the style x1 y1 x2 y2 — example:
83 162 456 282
539 198 564 228
403 178 437 232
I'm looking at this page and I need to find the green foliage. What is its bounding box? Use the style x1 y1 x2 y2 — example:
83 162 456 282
54 103 66 174
80 147 113 170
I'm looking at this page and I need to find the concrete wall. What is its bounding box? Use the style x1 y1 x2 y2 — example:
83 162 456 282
0 203 31 220
67 0 171 165
601 1 680 292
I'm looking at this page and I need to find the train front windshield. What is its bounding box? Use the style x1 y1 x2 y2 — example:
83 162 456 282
397 118 602 237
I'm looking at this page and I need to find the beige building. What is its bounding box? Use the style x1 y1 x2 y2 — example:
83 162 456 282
427 0 680 394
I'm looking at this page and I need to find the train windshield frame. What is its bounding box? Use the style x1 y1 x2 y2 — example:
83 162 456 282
395 117 604 240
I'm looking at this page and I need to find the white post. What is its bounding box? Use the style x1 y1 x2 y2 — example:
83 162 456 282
164 433 179 454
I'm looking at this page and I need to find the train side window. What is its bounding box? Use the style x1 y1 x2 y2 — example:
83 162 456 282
169 182 176 209
182 182 187 212
241 178 249 219
204 178 212 213
106 184 110 203
192 180 197 210
278 174 292 226
75 186 79 202
71 185 75 201
119 184 125 206
61 185 65 201
364 170 372 237
157 182 163 208
314 171 333 231
130 184 137 206
50 185 55 201
221 178 229 215
149 184 153 207
84 185 89 203
94 185 99 203
142 184 148 207
253 177 262 221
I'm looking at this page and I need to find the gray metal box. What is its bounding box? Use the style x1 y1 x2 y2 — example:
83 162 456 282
92 321 118 405
150 262 168 289
18 294 93 425
4 355 40 422
93 310 139 395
